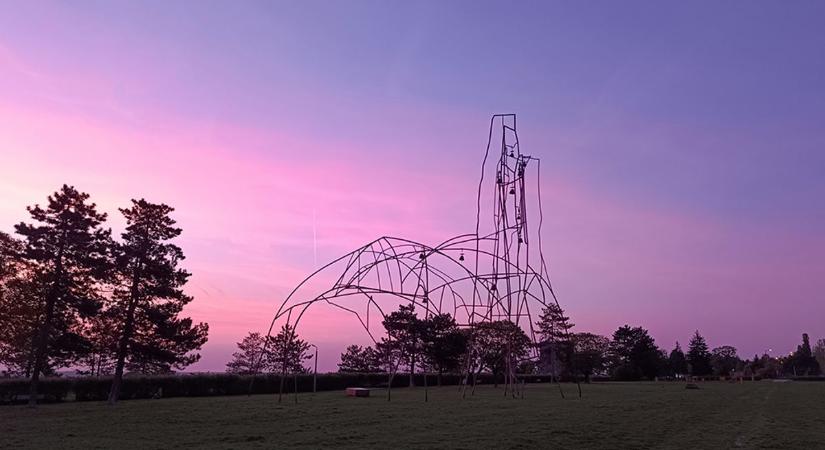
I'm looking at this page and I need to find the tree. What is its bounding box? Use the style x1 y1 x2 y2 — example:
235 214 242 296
687 330 712 377
668 342 688 377
0 233 24 372
535 303 573 343
226 332 269 375
474 320 531 386
0 232 41 377
77 312 118 376
0 231 22 292
609 325 660 380
570 332 610 382
710 345 740 377
814 339 825 374
0 277 42 377
785 333 821 376
337 345 384 373
15 186 111 405
420 313 467 385
535 303 574 378
108 200 208 404
751 353 782 379
269 324 312 374
379 304 424 386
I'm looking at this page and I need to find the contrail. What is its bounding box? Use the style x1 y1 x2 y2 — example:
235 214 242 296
313 208 318 267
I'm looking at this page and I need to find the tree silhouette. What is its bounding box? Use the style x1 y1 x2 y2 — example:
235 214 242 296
421 313 467 385
378 304 424 387
710 345 740 377
535 303 575 379
668 342 688 377
269 324 312 374
77 312 118 376
785 333 821 376
687 330 712 377
814 339 825 375
535 303 574 343
337 345 384 373
570 332 610 383
15 185 111 405
107 200 208 405
609 325 661 380
474 320 531 387
0 232 40 377
226 332 268 374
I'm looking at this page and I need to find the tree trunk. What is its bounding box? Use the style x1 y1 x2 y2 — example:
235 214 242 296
27 291 57 406
108 260 142 405
28 242 64 407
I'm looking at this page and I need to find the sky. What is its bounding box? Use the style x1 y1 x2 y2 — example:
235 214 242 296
1 0 824 371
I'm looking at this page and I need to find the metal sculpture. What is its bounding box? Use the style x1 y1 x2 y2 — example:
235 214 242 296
262 114 570 400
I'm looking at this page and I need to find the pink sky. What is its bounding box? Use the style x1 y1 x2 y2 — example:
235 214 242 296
1 2 824 371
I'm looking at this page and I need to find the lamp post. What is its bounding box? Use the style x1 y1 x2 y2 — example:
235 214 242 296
309 343 318 393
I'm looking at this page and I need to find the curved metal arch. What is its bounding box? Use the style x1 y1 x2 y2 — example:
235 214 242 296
261 115 574 400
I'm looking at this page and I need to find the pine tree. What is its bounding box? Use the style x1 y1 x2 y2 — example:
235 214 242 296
814 339 825 374
535 303 574 343
15 185 111 405
687 330 712 376
107 200 208 404
226 332 268 374
609 325 660 380
269 324 311 374
535 303 575 378
786 333 821 376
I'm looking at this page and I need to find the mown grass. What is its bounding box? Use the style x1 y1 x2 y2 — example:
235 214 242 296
1 381 823 449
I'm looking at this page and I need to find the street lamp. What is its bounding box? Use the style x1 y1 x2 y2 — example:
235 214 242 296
309 343 318 393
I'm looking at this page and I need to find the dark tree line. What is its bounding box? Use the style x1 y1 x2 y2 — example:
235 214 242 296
226 326 312 375
226 302 822 383
0 186 208 405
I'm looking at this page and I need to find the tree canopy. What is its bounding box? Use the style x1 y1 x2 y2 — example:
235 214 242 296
609 325 662 380
687 331 713 377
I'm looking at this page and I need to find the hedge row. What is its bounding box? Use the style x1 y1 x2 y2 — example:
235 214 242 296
0 372 587 404
0 378 73 404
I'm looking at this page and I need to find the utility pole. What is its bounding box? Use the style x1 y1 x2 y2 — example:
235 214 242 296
310 344 318 393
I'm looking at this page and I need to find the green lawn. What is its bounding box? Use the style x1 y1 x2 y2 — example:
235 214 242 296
1 381 823 449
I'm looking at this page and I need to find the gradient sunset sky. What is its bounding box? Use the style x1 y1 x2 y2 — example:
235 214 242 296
1 1 823 371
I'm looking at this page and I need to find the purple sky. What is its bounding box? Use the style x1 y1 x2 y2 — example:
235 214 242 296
1 1 824 371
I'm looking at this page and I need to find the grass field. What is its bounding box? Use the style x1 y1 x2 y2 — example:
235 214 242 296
1 381 823 449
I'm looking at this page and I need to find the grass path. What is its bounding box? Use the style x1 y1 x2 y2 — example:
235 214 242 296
1 382 823 449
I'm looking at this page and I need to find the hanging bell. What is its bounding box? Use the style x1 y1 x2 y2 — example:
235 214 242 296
459 252 465 262
419 252 425 259
509 187 516 195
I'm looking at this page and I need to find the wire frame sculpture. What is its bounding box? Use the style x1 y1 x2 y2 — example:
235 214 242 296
261 114 570 401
